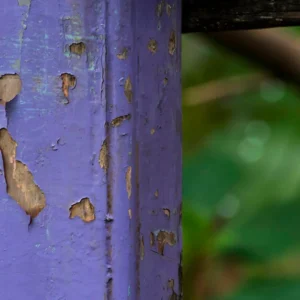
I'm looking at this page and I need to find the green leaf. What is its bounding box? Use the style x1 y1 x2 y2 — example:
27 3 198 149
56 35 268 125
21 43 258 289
219 200 300 260
183 149 241 218
183 205 212 263
218 278 300 300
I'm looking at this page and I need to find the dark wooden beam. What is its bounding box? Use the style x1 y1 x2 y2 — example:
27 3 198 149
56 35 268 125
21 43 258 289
183 0 300 33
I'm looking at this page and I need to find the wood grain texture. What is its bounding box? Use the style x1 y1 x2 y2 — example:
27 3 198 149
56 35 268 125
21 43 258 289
183 0 300 33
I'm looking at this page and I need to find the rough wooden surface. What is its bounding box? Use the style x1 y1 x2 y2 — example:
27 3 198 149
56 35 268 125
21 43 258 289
0 0 181 299
183 0 300 32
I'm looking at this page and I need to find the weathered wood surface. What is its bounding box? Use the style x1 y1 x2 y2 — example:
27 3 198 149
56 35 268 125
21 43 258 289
183 0 300 32
0 0 181 299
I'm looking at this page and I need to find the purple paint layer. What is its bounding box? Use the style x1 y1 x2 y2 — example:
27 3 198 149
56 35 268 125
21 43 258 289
135 1 182 299
0 1 106 299
0 0 181 299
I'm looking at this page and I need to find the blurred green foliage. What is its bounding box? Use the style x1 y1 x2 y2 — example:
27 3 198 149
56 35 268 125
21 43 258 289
182 32 300 299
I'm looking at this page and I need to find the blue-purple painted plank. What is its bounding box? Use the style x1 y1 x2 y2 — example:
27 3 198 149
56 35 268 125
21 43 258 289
0 0 181 299
0 1 106 299
134 1 182 299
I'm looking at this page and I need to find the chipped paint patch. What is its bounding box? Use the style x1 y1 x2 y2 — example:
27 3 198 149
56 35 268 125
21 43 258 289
150 128 155 135
69 197 95 223
110 114 131 127
99 139 108 173
154 189 159 198
168 30 176 55
169 291 179 300
69 42 86 55
0 129 46 218
117 48 128 60
168 279 179 299
126 166 132 199
60 73 76 103
151 230 176 255
166 3 172 16
156 1 164 17
168 279 174 289
140 235 145 260
0 74 22 104
105 214 114 222
18 0 31 6
18 0 31 47
163 208 170 218
150 232 155 246
124 77 133 103
128 209 132 219
163 77 168 87
148 39 158 54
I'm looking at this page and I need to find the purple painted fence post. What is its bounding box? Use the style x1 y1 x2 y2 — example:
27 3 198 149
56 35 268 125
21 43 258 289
0 0 181 299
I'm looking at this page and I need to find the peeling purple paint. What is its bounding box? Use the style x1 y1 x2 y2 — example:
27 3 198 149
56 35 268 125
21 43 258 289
0 0 181 299
135 1 182 298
